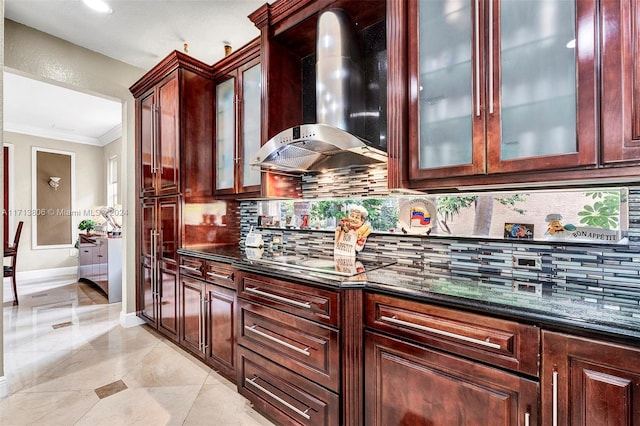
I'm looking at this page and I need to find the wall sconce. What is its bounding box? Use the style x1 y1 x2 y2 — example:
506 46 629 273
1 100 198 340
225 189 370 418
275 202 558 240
49 176 61 191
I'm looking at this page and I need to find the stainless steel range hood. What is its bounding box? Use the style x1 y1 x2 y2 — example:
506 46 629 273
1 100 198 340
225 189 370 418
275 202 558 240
251 9 387 173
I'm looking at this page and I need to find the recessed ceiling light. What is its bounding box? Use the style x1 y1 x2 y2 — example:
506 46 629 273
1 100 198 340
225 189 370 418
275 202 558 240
82 0 113 14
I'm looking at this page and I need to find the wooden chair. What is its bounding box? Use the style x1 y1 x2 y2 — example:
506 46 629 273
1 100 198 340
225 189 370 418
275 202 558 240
5 221 24 305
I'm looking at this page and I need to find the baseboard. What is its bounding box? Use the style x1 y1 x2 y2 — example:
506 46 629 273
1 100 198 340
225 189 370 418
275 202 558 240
120 311 145 328
15 266 78 281
0 375 8 398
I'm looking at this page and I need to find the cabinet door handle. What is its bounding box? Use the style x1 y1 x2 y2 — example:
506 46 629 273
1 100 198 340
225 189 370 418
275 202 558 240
474 0 481 116
202 298 208 352
525 411 530 426
246 376 311 420
245 325 311 356
488 0 494 114
380 315 502 349
151 104 158 173
198 297 203 351
206 271 233 281
552 370 558 426
180 265 202 274
245 287 312 309
156 105 163 175
150 230 157 295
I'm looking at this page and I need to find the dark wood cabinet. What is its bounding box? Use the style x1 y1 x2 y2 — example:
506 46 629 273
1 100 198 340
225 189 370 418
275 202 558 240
364 292 539 426
137 71 181 197
542 330 640 425
364 292 540 376
212 40 261 196
365 332 538 426
600 0 640 164
180 274 205 357
138 196 180 341
386 0 640 191
179 255 236 379
236 271 358 426
131 51 215 341
390 0 599 190
238 346 340 426
130 51 214 201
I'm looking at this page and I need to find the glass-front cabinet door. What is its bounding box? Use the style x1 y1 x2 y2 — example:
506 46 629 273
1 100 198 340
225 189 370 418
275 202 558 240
240 61 261 192
409 0 597 182
215 77 236 193
215 59 261 195
409 0 485 179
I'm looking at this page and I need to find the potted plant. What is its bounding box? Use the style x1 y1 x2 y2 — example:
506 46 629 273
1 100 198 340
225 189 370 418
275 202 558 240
78 219 97 235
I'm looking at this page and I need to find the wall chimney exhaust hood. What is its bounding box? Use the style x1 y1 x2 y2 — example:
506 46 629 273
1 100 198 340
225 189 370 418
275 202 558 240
251 9 387 173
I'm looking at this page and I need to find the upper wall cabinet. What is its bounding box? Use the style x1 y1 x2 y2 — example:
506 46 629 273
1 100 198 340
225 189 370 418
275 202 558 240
600 0 640 164
212 39 261 196
130 51 214 200
389 0 599 190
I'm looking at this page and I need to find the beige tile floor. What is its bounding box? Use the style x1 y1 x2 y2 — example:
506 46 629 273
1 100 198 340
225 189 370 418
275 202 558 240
1 277 275 426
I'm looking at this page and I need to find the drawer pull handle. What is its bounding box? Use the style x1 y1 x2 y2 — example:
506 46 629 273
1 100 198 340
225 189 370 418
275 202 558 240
380 315 502 349
179 265 201 273
246 376 311 420
207 271 233 280
245 287 312 309
245 325 310 356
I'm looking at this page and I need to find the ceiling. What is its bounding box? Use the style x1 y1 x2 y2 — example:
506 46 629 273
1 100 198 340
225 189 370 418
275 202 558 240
4 0 266 146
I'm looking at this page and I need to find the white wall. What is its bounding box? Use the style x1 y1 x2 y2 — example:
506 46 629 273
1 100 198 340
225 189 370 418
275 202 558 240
4 18 145 315
4 131 105 271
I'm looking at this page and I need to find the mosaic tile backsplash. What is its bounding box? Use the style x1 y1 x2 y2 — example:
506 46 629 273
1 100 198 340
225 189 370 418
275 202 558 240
239 165 640 321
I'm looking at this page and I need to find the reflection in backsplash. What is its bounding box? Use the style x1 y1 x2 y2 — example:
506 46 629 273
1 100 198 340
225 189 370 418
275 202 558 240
256 188 629 245
183 201 240 246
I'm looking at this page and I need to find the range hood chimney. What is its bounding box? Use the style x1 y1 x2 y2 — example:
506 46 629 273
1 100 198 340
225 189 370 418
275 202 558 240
251 9 387 173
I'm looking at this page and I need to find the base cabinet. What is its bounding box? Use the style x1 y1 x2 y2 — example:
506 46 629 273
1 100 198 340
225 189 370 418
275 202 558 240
236 272 344 426
238 347 339 426
542 330 640 425
179 256 236 379
364 332 538 426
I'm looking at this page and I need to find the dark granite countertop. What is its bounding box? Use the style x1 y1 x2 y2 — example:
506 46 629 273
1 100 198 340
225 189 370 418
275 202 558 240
178 245 640 343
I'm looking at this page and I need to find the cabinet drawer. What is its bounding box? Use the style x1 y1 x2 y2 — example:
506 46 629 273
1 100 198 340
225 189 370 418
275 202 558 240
179 256 205 279
204 260 235 289
238 347 339 426
238 300 340 392
238 272 340 327
365 292 540 377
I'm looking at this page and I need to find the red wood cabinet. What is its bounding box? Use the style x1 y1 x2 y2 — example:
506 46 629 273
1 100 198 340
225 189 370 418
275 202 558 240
365 331 538 426
600 0 640 164
542 330 640 425
130 51 214 201
388 0 640 191
178 256 236 379
212 40 261 196
391 0 599 190
137 71 181 197
236 271 363 426
364 292 539 425
364 292 540 377
138 196 180 341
